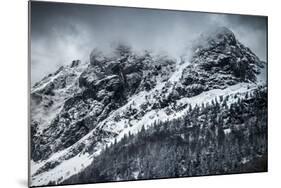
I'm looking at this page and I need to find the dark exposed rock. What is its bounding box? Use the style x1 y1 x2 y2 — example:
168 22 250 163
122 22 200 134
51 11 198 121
71 60 81 68
90 49 106 67
31 92 43 105
39 82 55 96
180 27 263 98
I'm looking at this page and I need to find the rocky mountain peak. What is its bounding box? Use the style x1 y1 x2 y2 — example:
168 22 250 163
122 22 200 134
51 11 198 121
194 27 262 79
30 27 267 186
177 27 265 98
206 26 237 45
193 27 237 51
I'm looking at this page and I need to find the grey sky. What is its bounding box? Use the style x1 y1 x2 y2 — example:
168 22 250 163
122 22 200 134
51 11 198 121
30 1 267 85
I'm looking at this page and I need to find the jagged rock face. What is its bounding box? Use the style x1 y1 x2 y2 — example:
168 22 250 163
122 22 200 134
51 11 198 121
31 63 85 161
31 44 177 162
179 27 263 97
30 27 267 186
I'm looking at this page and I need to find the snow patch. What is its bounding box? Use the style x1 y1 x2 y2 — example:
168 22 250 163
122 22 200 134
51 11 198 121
31 153 92 186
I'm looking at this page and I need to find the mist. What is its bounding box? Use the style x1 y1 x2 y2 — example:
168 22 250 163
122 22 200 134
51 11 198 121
30 2 267 85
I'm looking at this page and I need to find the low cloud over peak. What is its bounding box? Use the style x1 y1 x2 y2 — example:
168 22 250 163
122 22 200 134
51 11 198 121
30 2 267 85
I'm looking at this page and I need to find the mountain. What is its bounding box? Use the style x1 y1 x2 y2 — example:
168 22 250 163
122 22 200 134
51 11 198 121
30 27 267 186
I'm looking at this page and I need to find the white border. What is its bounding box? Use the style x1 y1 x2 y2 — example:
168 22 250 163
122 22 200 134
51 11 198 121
1 0 280 188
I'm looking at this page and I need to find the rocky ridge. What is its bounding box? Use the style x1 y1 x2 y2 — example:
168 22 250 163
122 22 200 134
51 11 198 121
30 27 266 186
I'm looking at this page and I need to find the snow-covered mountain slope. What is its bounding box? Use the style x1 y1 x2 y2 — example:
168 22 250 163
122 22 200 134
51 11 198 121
30 27 267 186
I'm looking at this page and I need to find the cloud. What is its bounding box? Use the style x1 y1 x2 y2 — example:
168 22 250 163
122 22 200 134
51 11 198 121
30 2 267 85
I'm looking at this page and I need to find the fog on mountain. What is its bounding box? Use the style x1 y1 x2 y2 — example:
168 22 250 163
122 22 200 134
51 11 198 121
30 26 267 187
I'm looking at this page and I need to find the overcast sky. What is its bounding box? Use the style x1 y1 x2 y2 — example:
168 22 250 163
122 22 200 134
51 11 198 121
30 1 267 85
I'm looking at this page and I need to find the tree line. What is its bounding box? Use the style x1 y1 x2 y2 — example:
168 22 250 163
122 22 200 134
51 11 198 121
61 87 267 185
